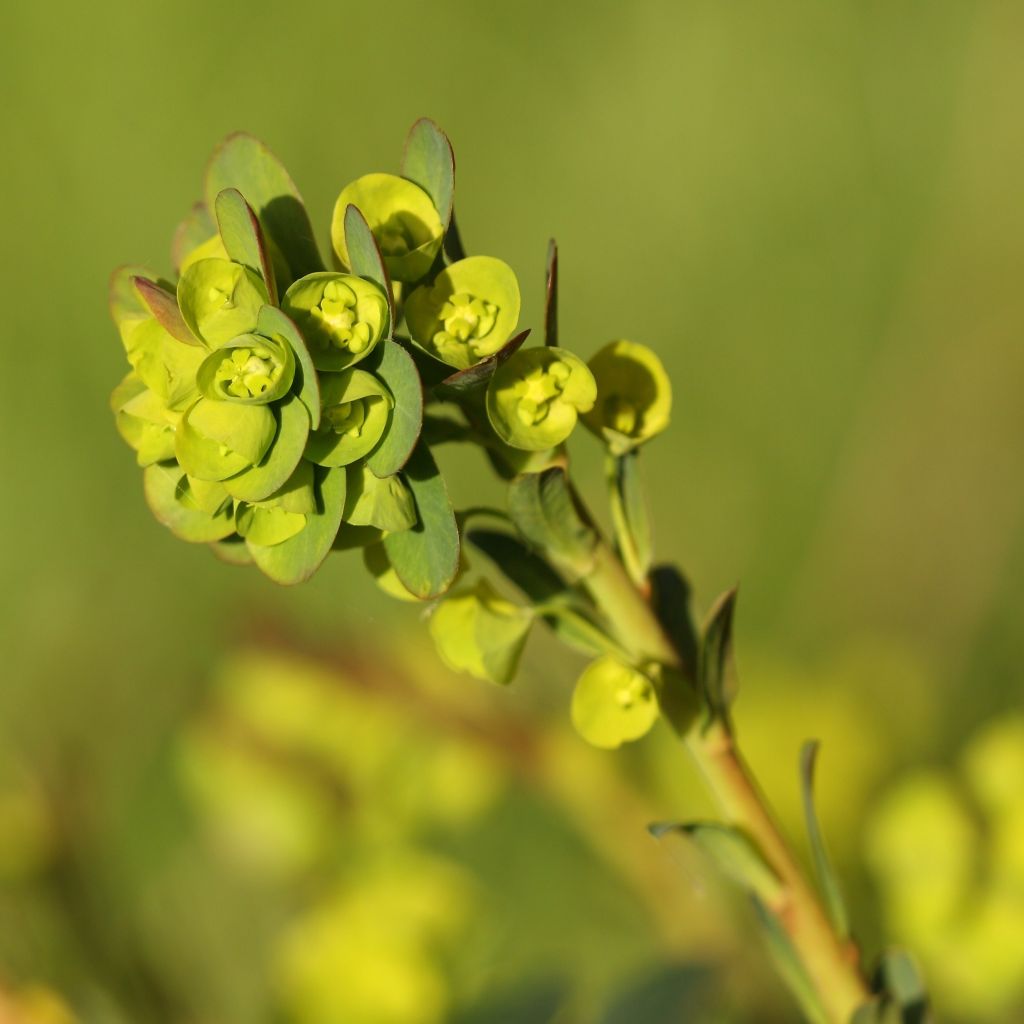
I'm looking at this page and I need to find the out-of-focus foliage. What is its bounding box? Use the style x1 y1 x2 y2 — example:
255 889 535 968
5 0 1024 1021
866 715 1024 1021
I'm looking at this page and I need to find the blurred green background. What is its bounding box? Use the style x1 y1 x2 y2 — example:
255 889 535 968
4 1 1024 1021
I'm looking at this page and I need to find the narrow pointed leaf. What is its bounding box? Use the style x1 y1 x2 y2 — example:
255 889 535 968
799 741 851 940
401 117 455 228
205 132 323 280
650 565 699 683
508 467 597 575
215 187 277 303
608 451 651 585
700 586 738 729
436 329 531 397
133 276 200 346
544 238 558 346
383 443 460 599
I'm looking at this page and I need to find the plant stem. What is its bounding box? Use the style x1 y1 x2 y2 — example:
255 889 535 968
580 537 869 1024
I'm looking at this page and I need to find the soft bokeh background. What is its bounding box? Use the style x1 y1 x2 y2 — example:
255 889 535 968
3 1 1024 1021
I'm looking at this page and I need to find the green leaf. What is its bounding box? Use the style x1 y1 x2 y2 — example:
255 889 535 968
507 467 597 575
222 395 310 502
401 117 455 228
205 132 324 281
544 238 558 347
176 399 276 481
751 898 829 1024
143 462 235 543
256 305 321 429
649 565 700 682
109 265 162 346
132 276 199 346
700 586 738 730
171 201 216 271
363 340 423 476
383 443 460 599
128 318 204 411
215 187 277 303
429 580 533 685
649 822 783 906
435 329 530 397
572 656 660 749
872 950 930 1024
607 451 651 587
305 368 393 467
209 535 253 566
799 741 851 941
177 258 267 346
342 204 395 327
466 528 568 604
343 465 417 532
247 465 346 584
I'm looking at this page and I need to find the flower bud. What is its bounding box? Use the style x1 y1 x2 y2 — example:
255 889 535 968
570 656 660 749
405 257 521 369
429 581 532 685
282 273 388 371
177 258 268 346
581 340 671 454
305 369 393 468
486 347 596 451
331 173 443 283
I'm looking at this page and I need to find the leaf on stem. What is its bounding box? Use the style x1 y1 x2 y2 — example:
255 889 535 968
700 586 739 730
401 117 455 230
215 187 277 303
607 451 652 586
544 239 558 347
649 565 700 682
799 740 851 940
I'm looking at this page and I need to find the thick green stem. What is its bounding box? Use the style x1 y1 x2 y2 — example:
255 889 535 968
581 538 869 1024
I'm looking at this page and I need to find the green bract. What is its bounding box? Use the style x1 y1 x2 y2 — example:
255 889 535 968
110 374 178 466
570 656 660 749
176 398 278 481
177 258 268 346
305 369 393 468
331 173 443 283
429 581 533 685
581 340 672 454
486 347 597 451
405 257 521 369
282 273 388 371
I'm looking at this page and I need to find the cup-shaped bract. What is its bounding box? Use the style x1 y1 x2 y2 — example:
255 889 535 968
581 340 671 454
429 581 533 685
177 258 268 347
235 462 317 547
486 347 597 451
282 273 388 371
405 257 521 370
331 173 443 283
176 398 279 481
305 369 393 468
571 656 660 749
110 373 178 466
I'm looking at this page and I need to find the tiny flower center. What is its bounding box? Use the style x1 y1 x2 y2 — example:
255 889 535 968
324 398 368 436
615 676 651 709
312 281 374 354
214 345 282 400
512 360 571 426
432 292 499 359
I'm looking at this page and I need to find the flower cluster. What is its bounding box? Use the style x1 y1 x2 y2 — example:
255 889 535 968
110 119 674 745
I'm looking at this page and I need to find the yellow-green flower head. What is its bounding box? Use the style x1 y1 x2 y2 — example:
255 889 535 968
486 346 596 451
405 256 521 370
581 340 672 454
571 656 660 749
429 580 532 685
331 173 443 284
177 258 268 346
197 333 295 405
305 369 394 467
282 273 388 371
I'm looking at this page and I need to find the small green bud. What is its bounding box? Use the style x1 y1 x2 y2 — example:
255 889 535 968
429 580 533 685
570 656 660 749
197 333 295 405
581 340 671 454
177 258 268 347
405 256 521 369
282 273 388 371
486 346 596 451
305 369 393 468
331 173 443 283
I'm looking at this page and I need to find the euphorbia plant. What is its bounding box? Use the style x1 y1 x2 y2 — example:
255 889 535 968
108 119 928 1023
